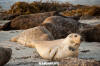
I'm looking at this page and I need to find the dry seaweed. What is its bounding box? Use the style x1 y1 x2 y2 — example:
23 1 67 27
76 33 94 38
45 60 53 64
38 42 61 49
61 6 100 17
6 1 72 15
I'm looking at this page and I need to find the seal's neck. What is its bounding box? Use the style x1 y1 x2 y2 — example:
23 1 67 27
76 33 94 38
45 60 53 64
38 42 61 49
62 37 71 45
62 38 78 51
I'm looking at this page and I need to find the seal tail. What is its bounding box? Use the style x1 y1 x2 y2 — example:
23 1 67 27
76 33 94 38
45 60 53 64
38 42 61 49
10 36 18 42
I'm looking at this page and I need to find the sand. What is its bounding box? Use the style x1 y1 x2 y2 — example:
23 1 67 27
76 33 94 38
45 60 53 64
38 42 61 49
79 19 100 25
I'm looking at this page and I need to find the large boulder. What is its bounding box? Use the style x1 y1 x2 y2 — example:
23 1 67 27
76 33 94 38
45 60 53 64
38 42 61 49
0 13 19 20
0 11 80 30
0 47 12 66
0 21 11 30
81 24 100 42
10 11 58 30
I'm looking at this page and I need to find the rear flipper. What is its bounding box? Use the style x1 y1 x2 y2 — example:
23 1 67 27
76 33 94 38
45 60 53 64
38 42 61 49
10 36 18 42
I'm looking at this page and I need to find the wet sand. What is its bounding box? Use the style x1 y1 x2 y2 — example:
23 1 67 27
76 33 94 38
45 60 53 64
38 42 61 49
79 19 100 25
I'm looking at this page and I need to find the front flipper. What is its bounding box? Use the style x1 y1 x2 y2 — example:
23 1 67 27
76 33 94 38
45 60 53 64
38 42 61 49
49 47 58 60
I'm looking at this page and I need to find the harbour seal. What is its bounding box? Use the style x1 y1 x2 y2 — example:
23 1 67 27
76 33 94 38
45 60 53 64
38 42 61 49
11 26 54 47
30 33 82 60
42 16 90 39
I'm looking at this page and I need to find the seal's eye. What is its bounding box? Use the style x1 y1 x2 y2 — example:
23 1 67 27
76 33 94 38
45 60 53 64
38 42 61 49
74 35 77 37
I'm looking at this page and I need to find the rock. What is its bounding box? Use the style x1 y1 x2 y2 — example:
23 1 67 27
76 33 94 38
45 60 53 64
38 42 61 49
0 13 20 20
81 25 100 42
0 11 80 30
11 26 54 47
59 58 100 66
0 47 12 66
0 20 11 30
42 16 91 39
10 11 58 30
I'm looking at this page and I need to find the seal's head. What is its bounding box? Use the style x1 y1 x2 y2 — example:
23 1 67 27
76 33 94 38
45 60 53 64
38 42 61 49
64 33 82 49
67 33 81 44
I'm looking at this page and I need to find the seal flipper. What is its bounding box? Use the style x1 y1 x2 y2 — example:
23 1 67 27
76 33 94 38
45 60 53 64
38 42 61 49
49 47 58 60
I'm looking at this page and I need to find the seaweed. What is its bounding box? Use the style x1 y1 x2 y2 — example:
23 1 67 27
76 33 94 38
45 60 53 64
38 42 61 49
62 6 100 17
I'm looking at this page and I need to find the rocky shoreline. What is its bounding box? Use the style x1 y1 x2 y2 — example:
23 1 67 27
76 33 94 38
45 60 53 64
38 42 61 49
0 17 100 66
0 2 100 66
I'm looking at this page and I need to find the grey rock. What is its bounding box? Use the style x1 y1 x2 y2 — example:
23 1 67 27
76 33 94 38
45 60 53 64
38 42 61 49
0 47 12 66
